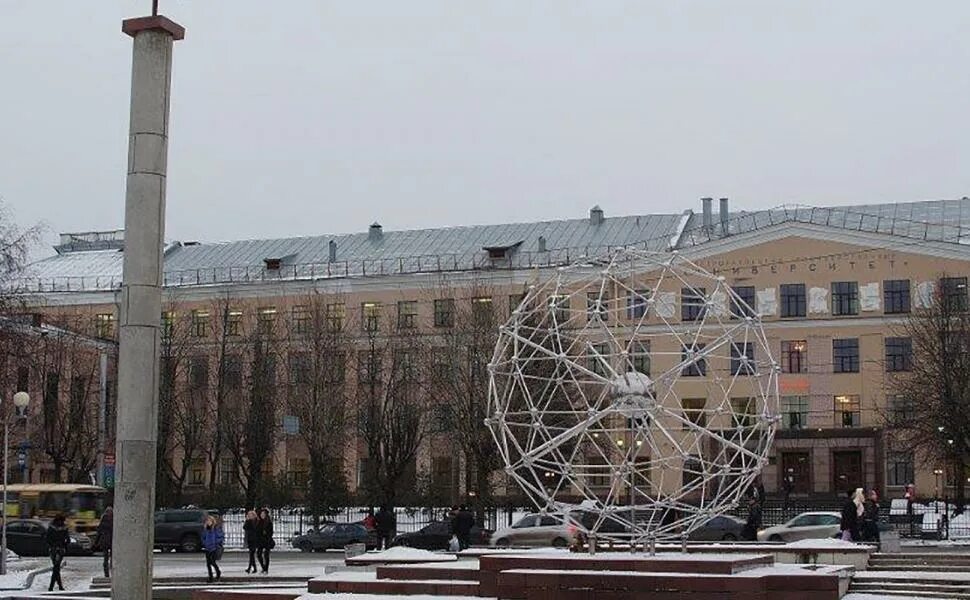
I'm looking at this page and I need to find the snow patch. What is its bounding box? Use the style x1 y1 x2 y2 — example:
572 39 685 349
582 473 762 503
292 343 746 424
784 538 861 549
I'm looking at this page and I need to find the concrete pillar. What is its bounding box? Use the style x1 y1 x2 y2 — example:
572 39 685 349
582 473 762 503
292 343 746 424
113 15 184 600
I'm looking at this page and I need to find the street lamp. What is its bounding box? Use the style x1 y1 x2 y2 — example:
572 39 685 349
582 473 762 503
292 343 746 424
1 391 29 575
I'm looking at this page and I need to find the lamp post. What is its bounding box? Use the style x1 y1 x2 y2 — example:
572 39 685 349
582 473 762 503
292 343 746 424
1 391 30 576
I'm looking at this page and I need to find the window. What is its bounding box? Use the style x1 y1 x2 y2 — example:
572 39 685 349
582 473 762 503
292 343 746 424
191 309 210 337
226 309 243 336
282 415 300 435
831 281 859 316
587 292 609 322
888 395 914 425
941 277 968 311
189 356 208 389
780 284 806 318
161 311 175 338
189 460 205 486
885 337 912 372
393 350 417 382
219 457 235 485
588 343 610 377
361 302 381 332
731 397 755 428
471 296 493 321
834 394 861 427
832 338 859 373
884 279 911 314
397 300 418 329
887 452 914 487
682 455 703 487
326 351 346 384
628 340 650 375
434 298 454 328
730 342 755 376
289 352 311 385
95 313 115 338
681 287 706 321
288 458 309 488
291 305 311 334
256 307 277 334
627 290 648 319
731 286 756 319
224 357 242 389
781 340 807 374
681 398 707 429
681 344 706 377
16 366 28 394
550 295 570 323
326 303 345 331
781 396 808 430
358 350 382 384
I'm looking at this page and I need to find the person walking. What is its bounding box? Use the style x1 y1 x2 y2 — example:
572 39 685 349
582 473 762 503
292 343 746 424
862 489 881 543
375 506 396 550
782 471 795 511
454 506 475 550
202 515 225 583
840 488 863 542
46 514 69 592
96 506 114 578
741 497 762 542
256 508 274 574
243 510 259 574
905 483 916 537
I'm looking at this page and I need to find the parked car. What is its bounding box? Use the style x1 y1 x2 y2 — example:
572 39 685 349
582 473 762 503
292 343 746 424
391 520 491 550
688 515 745 541
757 511 842 543
5 519 93 557
291 523 378 552
490 513 583 548
154 508 218 553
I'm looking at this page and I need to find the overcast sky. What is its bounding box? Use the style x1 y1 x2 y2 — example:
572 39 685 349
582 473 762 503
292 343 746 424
3 1 968 253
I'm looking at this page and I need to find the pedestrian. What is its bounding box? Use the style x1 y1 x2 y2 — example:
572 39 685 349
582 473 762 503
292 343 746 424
96 506 113 578
741 497 762 542
256 508 274 574
782 471 794 511
243 510 258 574
862 489 880 543
46 514 69 592
375 505 396 550
363 510 377 531
905 483 916 536
202 515 224 583
454 506 475 551
840 489 862 542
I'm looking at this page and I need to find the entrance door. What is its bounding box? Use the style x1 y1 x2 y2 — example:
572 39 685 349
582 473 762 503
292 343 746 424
781 452 811 494
832 451 863 494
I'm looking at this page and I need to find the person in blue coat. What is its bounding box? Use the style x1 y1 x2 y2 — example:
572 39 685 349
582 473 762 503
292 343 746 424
201 515 225 583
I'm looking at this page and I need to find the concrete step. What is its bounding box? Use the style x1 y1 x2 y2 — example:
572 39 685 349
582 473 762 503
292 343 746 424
868 564 970 572
851 581 970 594
849 590 970 599
89 576 310 589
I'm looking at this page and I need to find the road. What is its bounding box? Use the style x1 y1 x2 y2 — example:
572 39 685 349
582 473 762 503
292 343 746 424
24 550 346 593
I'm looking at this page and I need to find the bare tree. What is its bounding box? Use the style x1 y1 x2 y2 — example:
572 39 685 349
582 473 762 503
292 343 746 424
285 293 352 524
885 276 970 512
355 304 434 509
206 295 244 496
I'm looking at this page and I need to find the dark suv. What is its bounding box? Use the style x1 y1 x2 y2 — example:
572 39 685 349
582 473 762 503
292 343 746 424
154 509 216 553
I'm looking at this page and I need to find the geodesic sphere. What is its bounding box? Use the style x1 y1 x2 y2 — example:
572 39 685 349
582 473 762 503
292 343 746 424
487 248 779 543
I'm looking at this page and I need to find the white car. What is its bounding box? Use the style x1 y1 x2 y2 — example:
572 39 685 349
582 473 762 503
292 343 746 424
757 511 842 542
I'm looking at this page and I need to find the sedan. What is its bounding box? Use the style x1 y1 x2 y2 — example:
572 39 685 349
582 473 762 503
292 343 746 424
757 511 842 543
688 515 745 542
291 523 378 552
5 519 93 557
392 520 491 550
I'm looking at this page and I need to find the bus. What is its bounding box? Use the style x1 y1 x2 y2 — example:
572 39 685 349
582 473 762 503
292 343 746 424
0 484 108 534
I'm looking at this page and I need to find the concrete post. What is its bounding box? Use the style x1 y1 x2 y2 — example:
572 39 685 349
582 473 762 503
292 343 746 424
113 15 184 600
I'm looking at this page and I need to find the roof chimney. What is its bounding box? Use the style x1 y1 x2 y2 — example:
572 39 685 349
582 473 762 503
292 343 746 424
538 236 547 252
589 205 604 225
701 198 713 233
719 198 730 236
328 240 337 262
368 222 383 242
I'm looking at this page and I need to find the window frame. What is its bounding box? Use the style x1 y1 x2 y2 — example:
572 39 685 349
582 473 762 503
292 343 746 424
681 287 707 322
781 340 807 374
885 337 913 372
731 286 756 319
883 279 911 314
834 394 861 427
831 281 860 316
397 300 418 330
780 284 806 318
433 298 455 328
832 338 860 373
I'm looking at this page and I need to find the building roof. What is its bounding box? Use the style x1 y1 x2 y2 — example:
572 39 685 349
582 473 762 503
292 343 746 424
13 197 970 293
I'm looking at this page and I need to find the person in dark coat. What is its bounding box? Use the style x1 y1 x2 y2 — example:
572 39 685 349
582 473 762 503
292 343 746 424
255 508 274 574
742 497 762 541
374 506 396 550
243 510 258 574
453 506 475 550
96 506 113 578
201 515 225 583
840 489 860 542
46 514 70 592
862 489 881 543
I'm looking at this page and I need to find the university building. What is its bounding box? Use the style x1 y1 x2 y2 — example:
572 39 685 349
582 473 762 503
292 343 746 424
12 197 970 502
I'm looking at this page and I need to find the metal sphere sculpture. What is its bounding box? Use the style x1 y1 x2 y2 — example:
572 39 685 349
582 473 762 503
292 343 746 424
487 248 779 547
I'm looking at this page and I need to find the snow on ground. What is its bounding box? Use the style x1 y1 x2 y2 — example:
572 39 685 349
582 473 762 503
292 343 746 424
854 570 970 582
351 547 456 563
298 595 468 600
843 595 923 600
784 538 861 549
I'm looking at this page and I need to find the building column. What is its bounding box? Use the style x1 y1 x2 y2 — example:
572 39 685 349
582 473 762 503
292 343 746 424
113 14 184 600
